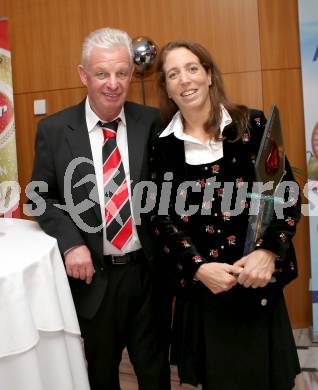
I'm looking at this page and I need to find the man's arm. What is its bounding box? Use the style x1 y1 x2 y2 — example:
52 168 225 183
30 119 95 283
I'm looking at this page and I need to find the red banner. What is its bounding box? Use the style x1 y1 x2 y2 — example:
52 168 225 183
0 18 20 217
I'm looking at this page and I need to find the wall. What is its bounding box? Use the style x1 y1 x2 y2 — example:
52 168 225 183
1 0 311 327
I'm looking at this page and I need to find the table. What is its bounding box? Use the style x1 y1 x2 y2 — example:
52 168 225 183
0 218 90 390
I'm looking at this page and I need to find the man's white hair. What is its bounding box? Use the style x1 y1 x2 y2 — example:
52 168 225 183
81 27 134 68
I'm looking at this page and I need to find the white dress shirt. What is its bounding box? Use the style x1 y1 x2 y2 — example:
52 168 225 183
159 106 232 165
85 98 142 255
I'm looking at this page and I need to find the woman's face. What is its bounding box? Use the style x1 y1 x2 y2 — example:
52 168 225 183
163 47 212 115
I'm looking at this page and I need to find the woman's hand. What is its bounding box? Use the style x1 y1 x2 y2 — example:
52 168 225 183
194 262 243 294
233 249 276 288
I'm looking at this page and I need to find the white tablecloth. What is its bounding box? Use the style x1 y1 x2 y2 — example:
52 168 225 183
0 218 90 390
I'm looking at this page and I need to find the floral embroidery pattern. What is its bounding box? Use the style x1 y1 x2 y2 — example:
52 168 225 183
171 224 178 233
279 233 287 242
242 131 250 143
254 117 261 126
216 188 224 198
235 177 244 188
256 238 264 247
192 255 203 263
222 211 231 221
181 214 189 223
285 217 295 226
211 164 220 174
240 199 249 209
198 179 206 188
205 225 215 234
209 249 219 258
180 239 191 248
227 235 236 245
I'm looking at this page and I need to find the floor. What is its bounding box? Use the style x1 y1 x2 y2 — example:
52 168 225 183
119 328 318 390
293 328 318 390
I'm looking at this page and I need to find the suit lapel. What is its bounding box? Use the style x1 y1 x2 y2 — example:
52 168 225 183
64 100 102 224
125 104 147 186
159 134 186 181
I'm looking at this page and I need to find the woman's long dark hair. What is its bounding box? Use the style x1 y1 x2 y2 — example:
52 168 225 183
156 40 249 139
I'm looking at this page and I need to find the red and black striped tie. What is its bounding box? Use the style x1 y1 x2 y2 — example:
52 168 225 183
98 120 133 250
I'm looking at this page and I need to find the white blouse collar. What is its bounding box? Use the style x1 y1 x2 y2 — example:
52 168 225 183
159 105 232 144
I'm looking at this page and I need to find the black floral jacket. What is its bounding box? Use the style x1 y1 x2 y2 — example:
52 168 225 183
149 109 301 290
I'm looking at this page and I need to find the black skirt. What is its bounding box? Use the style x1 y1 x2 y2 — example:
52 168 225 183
171 283 300 390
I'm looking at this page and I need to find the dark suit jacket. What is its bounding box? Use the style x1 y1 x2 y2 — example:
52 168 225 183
31 99 162 319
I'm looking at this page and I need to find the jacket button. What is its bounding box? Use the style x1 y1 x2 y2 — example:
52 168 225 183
100 267 104 272
260 298 268 306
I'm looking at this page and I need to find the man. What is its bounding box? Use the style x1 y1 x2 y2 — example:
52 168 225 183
30 28 170 390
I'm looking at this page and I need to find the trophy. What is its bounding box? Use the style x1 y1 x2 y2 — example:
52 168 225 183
244 105 285 263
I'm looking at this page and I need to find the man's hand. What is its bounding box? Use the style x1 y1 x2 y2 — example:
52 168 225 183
194 262 243 294
233 249 276 288
64 245 95 284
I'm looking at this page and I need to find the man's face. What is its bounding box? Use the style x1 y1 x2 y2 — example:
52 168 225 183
78 45 134 121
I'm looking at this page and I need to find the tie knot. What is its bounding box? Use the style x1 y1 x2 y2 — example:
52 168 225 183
98 120 119 140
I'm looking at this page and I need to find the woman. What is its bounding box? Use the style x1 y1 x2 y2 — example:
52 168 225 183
150 40 301 390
